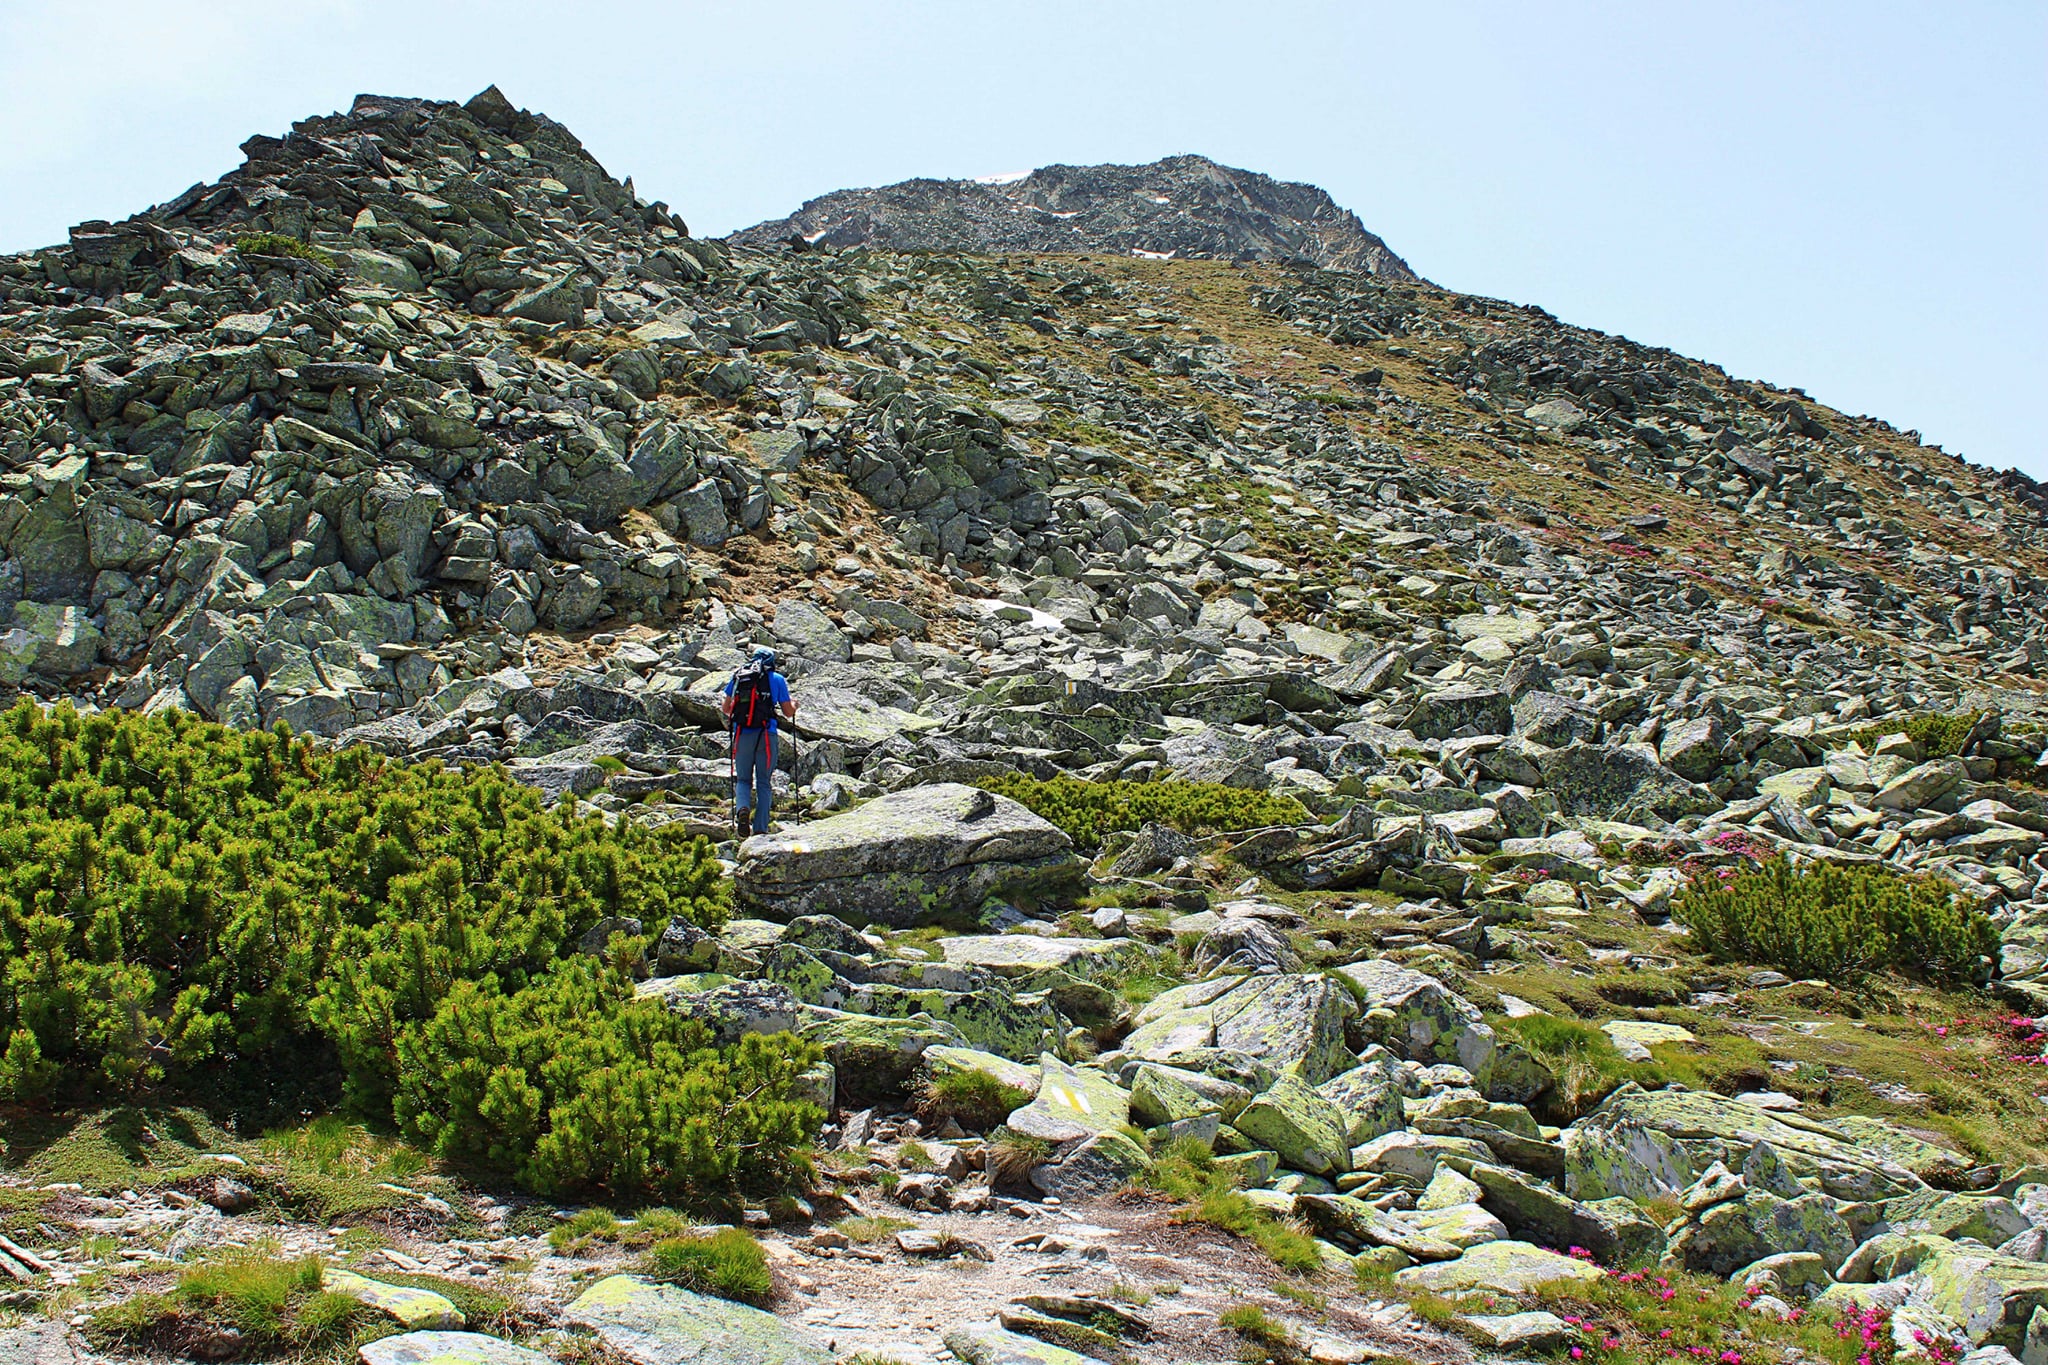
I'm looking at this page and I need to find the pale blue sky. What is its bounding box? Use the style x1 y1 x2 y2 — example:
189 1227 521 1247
3 1 2041 478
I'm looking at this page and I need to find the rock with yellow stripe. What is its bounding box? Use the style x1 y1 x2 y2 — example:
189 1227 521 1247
1004 1054 1130 1142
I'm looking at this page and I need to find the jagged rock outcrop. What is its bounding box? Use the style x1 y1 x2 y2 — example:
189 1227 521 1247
733 154 1419 278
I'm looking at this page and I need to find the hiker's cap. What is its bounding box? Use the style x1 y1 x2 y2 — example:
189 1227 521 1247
752 645 776 664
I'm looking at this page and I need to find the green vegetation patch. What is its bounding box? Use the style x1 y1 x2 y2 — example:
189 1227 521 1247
977 773 1308 848
0 702 817 1209
232 233 338 267
1848 711 1984 759
642 1227 772 1303
1145 1138 1323 1275
1675 857 1995 985
88 1248 377 1358
914 1069 1030 1132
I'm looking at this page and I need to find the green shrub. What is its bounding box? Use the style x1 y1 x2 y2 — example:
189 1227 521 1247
643 1228 772 1303
975 774 1309 848
0 702 817 1208
1850 711 1984 758
834 1214 914 1244
1674 857 1995 984
914 1069 1029 1131
232 232 337 266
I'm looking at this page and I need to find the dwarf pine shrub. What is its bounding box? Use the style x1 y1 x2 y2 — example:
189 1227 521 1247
0 702 819 1206
232 232 337 266
975 773 1308 847
1674 856 1995 984
1850 711 1984 758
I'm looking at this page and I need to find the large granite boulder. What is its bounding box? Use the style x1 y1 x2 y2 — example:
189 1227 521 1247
734 783 1083 926
1562 1084 1927 1203
1335 960 1495 1088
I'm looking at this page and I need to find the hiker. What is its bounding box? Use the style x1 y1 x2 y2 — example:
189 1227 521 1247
722 645 796 839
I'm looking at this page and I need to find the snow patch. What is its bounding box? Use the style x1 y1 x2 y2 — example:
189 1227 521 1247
1131 248 1176 260
974 170 1030 185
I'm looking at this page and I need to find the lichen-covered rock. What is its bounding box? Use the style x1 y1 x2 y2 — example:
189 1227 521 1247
1336 959 1495 1087
1296 1193 1465 1260
1230 1072 1353 1176
1887 1192 2034 1247
1411 1201 1511 1249
1464 1161 1665 1266
1350 1130 1494 1183
797 1008 968 1107
944 1321 1108 1365
358 1332 549 1364
1006 1054 1131 1142
1394 1239 1606 1294
564 1274 831 1364
1210 973 1358 1084
1910 1245 2048 1349
324 1268 463 1330
1535 743 1719 820
921 1045 1043 1099
735 783 1083 926
1030 1129 1151 1199
1562 1084 1926 1204
1317 1056 1408 1144
1670 1187 1855 1276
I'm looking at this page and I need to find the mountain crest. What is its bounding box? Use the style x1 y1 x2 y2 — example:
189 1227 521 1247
733 152 1418 278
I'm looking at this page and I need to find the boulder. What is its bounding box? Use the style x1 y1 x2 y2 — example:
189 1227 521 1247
323 1268 464 1330
1318 1057 1408 1144
944 1322 1106 1365
564 1275 831 1364
1562 1084 1926 1204
1006 1055 1131 1142
359 1332 551 1365
1394 1239 1605 1294
1536 743 1719 820
1336 960 1495 1086
734 783 1083 926
1457 1311 1577 1352
1229 1073 1353 1176
1464 1161 1666 1266
1031 1130 1152 1199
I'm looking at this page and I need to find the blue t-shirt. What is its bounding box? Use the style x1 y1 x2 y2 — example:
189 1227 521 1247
724 670 791 731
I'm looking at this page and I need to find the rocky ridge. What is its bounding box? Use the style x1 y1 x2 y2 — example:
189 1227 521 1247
6 86 2048 1365
732 153 1420 279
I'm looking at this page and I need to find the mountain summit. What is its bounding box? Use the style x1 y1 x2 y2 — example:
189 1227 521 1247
733 153 1419 278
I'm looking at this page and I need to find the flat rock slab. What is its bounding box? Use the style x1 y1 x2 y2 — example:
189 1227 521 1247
565 1274 832 1365
326 1267 464 1329
0 1320 109 1365
735 783 1082 927
940 934 1129 976
1394 1240 1605 1294
1603 1020 1697 1061
1457 1310 1577 1351
359 1332 550 1365
944 1321 1108 1364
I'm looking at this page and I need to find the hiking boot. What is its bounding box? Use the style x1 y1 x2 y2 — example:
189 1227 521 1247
734 807 751 840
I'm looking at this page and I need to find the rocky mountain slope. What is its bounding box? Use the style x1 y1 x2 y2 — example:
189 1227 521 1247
732 153 1420 278
6 86 2048 1365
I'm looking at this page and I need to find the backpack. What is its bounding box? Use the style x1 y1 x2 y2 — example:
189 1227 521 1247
730 662 776 730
